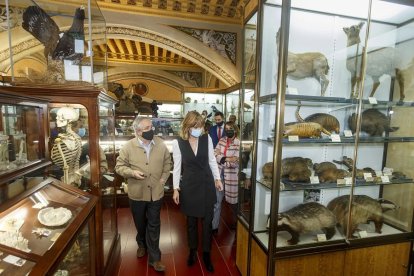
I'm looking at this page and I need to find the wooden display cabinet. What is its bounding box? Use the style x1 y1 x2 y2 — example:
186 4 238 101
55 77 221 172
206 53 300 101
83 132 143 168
237 1 414 275
0 86 120 275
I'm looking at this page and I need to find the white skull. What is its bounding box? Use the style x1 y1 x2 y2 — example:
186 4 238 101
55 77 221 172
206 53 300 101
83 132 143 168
56 107 79 127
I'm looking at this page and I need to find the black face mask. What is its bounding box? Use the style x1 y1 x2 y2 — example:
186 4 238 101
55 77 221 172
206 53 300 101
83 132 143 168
217 121 224 127
226 130 235 138
141 129 154 140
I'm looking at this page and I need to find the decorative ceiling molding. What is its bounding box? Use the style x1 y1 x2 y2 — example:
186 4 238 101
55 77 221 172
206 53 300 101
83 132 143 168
173 26 236 64
166 70 202 87
108 71 185 91
106 26 237 86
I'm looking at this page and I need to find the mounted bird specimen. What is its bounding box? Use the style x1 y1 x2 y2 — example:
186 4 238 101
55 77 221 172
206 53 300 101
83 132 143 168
21 5 86 83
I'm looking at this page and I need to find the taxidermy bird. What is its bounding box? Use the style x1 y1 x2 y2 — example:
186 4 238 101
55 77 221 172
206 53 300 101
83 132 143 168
22 5 86 63
108 82 142 112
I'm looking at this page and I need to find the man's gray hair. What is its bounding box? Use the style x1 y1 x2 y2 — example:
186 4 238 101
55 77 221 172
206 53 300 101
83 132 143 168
132 116 151 132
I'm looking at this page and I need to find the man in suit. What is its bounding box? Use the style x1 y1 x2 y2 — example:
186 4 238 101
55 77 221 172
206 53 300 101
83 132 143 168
209 111 226 148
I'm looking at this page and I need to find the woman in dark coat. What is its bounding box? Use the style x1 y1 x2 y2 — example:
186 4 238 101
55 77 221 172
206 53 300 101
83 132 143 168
172 111 223 272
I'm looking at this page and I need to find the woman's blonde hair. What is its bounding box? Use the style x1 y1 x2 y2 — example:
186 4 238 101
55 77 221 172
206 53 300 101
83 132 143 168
180 110 205 140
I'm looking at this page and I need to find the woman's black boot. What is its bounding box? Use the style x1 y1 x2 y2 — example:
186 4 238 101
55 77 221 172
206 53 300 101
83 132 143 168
187 249 197 266
203 252 214 272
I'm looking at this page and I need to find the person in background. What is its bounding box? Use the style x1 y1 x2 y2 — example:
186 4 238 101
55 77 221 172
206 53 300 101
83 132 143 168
172 111 223 273
209 111 226 148
213 121 240 232
115 117 172 272
72 120 108 174
228 114 237 124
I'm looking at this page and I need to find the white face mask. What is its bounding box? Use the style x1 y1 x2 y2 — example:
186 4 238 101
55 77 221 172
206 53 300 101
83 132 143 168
190 128 203 138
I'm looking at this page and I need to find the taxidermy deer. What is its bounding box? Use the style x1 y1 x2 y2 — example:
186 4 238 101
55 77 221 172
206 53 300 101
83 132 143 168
343 22 404 101
276 30 330 96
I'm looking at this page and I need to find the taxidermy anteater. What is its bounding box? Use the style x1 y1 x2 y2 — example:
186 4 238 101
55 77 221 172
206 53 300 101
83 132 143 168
277 202 336 245
296 102 340 133
348 109 399 136
327 195 398 237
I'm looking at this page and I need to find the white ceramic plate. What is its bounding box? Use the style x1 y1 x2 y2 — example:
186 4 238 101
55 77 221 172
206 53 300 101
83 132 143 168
38 207 72 227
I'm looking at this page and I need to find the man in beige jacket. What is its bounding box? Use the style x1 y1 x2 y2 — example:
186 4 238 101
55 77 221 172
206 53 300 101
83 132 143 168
115 117 172 272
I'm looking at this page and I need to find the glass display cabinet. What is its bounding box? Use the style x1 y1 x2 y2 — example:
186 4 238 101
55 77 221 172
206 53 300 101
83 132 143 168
0 178 98 275
0 91 98 275
0 86 120 275
183 91 225 116
238 1 414 275
0 0 107 88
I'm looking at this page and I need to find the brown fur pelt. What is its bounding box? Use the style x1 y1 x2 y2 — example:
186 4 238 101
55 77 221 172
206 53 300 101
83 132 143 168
318 168 350 183
348 109 398 136
327 195 397 237
282 157 312 183
313 162 337 175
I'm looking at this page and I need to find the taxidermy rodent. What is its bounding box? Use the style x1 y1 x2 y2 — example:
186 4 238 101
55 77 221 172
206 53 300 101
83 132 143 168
277 202 336 245
318 168 350 183
313 162 337 175
327 195 398 237
282 157 313 182
296 103 340 133
348 109 399 136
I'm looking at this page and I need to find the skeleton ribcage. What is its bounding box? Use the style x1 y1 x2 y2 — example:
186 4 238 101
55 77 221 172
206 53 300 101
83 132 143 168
51 132 82 182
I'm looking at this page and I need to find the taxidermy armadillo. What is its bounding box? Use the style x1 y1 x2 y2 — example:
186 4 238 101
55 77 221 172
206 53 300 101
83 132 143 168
277 202 336 245
348 109 399 136
318 168 350 183
327 195 397 237
296 103 340 133
313 162 337 175
284 122 331 138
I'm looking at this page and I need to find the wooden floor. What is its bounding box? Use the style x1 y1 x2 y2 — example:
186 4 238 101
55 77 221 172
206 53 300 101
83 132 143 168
117 197 241 275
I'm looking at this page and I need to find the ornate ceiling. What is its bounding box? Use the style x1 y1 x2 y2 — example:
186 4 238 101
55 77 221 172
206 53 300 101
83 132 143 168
94 39 196 67
1 0 244 94
97 0 243 23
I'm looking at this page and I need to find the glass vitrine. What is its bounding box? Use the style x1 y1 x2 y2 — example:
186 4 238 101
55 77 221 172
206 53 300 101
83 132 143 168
243 0 414 275
0 0 107 87
183 92 224 116
0 177 97 275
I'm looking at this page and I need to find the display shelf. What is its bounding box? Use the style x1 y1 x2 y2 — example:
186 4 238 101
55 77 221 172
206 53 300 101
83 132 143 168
260 94 414 108
261 136 414 144
239 1 414 275
254 222 404 251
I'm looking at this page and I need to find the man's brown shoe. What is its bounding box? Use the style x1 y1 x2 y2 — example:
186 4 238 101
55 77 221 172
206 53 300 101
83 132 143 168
149 261 166 272
136 247 146 258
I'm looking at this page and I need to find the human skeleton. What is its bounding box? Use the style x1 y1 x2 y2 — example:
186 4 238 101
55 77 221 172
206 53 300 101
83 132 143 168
50 107 82 186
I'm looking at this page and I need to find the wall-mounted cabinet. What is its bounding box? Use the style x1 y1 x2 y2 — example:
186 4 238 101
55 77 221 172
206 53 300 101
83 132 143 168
237 1 414 275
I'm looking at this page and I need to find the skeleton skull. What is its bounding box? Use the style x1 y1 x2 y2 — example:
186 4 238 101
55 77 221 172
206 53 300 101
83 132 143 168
56 107 79 127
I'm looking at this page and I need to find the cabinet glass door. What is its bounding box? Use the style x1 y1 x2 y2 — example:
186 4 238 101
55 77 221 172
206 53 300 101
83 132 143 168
98 100 117 267
349 1 414 241
239 12 257 223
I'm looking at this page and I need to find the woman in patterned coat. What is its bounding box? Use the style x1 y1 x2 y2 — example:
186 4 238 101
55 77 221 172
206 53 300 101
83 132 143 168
214 121 240 228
